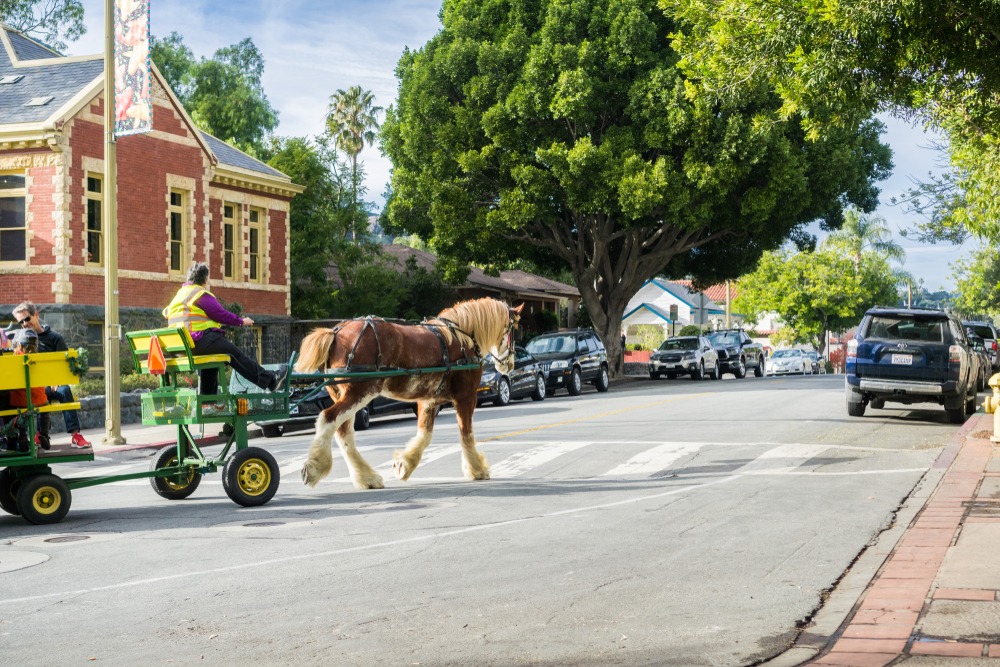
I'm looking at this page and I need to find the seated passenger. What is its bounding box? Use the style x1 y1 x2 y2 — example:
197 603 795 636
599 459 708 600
8 328 50 451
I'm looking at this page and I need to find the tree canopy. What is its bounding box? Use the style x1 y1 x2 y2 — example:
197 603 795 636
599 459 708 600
667 0 1000 241
151 33 278 155
1 0 84 52
382 0 892 375
733 247 899 350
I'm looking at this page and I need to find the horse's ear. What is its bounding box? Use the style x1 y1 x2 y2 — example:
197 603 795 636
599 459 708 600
512 303 525 315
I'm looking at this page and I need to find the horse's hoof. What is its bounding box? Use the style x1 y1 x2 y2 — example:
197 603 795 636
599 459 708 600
354 474 384 490
301 466 318 487
392 451 414 481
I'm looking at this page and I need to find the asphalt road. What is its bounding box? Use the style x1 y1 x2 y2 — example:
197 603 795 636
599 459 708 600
0 374 962 666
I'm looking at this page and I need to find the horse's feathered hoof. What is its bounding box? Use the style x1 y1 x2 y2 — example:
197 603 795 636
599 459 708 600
301 463 325 488
392 451 415 481
353 473 384 490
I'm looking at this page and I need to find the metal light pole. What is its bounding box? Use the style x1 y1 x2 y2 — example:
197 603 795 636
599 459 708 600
102 0 124 445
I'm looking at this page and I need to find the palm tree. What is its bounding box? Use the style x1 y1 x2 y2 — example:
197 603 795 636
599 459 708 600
325 86 382 239
824 208 906 270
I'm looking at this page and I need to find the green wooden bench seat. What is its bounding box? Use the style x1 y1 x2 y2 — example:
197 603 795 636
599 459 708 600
126 327 230 374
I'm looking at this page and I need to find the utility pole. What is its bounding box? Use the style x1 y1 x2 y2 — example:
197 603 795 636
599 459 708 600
102 0 124 445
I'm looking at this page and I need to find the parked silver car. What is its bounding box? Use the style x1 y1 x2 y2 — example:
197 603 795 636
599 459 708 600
768 348 813 375
649 335 721 380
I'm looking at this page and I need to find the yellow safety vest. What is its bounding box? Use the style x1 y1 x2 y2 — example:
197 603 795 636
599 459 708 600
162 283 222 332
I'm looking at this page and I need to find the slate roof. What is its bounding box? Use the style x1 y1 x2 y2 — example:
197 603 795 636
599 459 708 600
200 131 287 179
0 29 102 125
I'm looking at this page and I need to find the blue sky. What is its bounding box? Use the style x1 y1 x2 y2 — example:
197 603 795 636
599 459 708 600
70 0 966 291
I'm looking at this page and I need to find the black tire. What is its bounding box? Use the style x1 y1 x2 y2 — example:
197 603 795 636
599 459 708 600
947 394 968 424
754 357 764 377
0 468 21 516
150 447 202 500
222 447 279 507
967 389 979 417
531 374 546 401
710 362 721 380
260 424 283 438
494 377 511 406
354 407 371 431
567 368 583 396
691 361 704 380
17 474 71 525
733 357 747 379
595 366 610 392
978 371 987 392
870 397 885 409
847 387 866 417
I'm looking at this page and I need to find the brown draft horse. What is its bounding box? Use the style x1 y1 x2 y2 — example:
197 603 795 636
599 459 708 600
294 298 523 489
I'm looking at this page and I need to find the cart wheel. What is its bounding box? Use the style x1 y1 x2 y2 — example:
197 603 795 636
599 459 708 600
17 474 71 525
222 447 279 507
150 447 202 500
0 468 22 516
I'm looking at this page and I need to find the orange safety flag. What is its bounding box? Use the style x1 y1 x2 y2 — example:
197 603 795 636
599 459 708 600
148 334 167 375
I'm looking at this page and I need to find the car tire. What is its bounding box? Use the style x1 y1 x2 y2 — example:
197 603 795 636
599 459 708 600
691 361 704 380
354 407 371 431
260 424 283 439
754 357 764 377
710 363 721 381
847 386 866 417
494 377 511 407
531 374 546 401
733 357 746 379
567 368 583 396
946 394 968 424
595 366 610 392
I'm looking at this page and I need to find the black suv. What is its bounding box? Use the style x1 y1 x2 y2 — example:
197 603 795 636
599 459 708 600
846 307 978 423
524 329 610 396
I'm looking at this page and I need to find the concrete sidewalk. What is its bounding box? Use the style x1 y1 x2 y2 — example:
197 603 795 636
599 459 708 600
766 411 1000 666
69 420 265 454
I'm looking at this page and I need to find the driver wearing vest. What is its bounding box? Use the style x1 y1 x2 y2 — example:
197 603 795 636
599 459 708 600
163 262 287 395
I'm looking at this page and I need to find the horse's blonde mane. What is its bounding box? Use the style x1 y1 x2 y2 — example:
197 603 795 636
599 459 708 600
431 298 509 351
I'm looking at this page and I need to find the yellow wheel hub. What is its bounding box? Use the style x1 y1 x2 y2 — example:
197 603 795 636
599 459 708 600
236 459 270 496
31 486 62 515
162 457 194 490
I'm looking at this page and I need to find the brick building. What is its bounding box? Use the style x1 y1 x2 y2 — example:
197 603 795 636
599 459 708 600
0 26 300 372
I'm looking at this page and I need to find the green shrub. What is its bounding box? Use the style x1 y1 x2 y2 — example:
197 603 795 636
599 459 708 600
678 324 705 336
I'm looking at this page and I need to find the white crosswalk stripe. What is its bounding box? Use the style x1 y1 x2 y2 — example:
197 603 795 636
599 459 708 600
490 441 593 478
602 442 705 477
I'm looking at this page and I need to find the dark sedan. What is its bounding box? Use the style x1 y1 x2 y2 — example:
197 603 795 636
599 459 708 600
477 346 548 406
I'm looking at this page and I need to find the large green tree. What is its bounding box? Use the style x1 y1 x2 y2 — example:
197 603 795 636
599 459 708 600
150 33 278 155
733 248 899 352
1 0 84 51
668 0 1000 241
952 245 1000 320
381 0 891 376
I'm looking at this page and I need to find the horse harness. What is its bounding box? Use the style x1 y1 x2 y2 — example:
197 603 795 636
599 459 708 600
327 316 483 396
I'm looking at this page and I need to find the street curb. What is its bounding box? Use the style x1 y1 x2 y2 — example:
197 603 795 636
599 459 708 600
757 412 986 667
91 427 264 454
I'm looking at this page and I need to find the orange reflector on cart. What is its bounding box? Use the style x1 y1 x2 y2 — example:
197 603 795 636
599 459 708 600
148 335 167 375
237 398 249 415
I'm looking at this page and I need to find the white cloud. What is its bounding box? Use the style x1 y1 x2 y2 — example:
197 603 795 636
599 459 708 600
70 1 967 290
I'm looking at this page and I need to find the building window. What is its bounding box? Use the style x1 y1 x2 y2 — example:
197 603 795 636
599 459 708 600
86 174 103 265
0 172 26 262
223 202 239 280
86 319 105 370
169 189 187 273
248 207 264 283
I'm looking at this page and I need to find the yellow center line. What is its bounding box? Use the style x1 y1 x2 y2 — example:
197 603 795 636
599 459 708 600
480 393 700 442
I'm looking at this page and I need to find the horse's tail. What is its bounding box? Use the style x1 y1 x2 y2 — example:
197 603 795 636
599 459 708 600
295 328 336 373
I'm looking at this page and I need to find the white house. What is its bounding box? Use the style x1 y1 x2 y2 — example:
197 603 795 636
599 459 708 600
621 279 727 343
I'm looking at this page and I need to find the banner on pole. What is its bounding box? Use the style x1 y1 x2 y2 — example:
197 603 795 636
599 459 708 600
113 0 152 137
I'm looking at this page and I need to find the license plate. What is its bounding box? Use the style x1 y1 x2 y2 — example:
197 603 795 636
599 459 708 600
891 354 912 365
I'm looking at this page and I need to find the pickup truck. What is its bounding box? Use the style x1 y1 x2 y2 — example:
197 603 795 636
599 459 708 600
705 330 766 378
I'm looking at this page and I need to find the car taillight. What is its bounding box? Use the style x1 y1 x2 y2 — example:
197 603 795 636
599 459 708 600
847 339 858 358
949 345 962 364
992 341 998 352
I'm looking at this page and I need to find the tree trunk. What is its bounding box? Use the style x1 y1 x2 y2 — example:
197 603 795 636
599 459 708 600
576 277 631 379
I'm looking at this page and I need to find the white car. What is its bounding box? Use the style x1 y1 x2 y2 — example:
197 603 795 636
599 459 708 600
768 349 813 376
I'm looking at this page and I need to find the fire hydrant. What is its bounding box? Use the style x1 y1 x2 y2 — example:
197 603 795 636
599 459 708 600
983 373 1000 442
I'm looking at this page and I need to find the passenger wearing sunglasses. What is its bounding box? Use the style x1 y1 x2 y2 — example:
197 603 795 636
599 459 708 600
10 302 90 449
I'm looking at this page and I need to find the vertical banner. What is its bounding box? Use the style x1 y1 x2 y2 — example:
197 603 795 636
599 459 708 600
113 0 152 137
